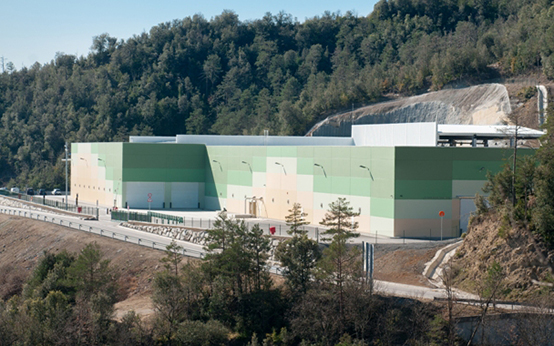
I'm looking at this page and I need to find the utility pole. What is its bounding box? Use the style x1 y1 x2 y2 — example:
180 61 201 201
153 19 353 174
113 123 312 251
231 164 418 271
1 57 4 73
61 143 70 210
512 125 519 208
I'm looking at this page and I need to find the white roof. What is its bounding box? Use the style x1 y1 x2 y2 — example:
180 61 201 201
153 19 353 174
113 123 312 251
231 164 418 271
438 124 544 138
129 123 544 148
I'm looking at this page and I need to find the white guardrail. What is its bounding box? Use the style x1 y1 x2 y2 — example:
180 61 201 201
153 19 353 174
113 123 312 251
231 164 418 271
0 207 283 275
0 208 206 259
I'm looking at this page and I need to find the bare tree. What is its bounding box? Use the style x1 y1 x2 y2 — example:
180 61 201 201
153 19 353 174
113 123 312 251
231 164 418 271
467 261 504 346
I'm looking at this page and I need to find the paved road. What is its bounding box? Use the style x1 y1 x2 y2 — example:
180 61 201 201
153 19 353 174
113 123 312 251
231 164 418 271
0 205 206 258
5 196 527 308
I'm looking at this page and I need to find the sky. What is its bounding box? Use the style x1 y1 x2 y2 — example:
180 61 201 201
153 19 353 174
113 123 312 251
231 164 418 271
1 0 379 70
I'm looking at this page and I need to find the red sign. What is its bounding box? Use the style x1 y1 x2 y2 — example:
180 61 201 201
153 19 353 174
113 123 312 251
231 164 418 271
269 226 276 235
439 211 445 217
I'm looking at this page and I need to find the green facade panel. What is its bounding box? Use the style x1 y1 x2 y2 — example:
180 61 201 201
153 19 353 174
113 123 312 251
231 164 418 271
266 146 297 157
96 143 124 181
121 143 205 182
123 168 205 182
349 177 371 197
228 170 252 186
297 157 314 175
252 156 266 172
395 180 452 199
370 198 394 218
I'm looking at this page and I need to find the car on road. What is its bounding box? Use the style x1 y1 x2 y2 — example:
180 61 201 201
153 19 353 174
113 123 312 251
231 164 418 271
26 188 35 195
52 189 62 195
38 189 46 195
10 187 19 193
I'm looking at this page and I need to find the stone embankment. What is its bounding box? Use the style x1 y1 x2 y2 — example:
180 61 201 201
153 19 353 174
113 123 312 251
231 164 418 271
121 222 282 261
121 222 211 245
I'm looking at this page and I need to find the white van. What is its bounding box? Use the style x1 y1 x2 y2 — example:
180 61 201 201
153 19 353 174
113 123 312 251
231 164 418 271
10 187 19 193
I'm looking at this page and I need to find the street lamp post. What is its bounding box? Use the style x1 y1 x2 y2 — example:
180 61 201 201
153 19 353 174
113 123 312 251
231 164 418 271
275 162 286 175
241 160 252 173
63 143 69 210
313 163 326 177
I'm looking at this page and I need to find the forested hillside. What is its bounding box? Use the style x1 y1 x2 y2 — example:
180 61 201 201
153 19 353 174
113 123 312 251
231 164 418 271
1 0 554 187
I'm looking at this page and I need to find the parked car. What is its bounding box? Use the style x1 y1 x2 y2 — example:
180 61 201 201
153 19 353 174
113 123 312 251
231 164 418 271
26 188 35 195
10 187 19 193
52 189 62 195
38 189 46 195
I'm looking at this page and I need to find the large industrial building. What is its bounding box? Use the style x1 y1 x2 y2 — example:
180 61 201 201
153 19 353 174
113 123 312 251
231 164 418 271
71 122 541 238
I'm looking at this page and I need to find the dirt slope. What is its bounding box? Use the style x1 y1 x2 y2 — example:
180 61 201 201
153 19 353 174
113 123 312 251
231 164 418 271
452 213 554 300
0 214 184 320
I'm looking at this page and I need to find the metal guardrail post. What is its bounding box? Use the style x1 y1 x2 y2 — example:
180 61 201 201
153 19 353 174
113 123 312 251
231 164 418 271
124 235 127 242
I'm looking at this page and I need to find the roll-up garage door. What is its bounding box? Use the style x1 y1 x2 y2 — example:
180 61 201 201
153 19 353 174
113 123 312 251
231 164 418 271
171 182 199 209
125 182 164 209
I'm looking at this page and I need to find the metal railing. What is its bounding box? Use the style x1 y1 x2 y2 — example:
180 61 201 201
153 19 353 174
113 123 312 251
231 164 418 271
0 191 98 217
0 207 206 259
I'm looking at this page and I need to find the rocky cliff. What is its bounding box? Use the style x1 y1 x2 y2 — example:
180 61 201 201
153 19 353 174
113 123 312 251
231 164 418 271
307 84 512 137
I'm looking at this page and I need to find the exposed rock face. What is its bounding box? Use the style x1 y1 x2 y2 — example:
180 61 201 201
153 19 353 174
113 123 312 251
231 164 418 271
451 213 554 300
307 84 512 137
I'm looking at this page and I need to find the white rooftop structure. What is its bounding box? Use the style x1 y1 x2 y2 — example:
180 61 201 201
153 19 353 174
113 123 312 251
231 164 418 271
437 124 544 139
130 122 544 147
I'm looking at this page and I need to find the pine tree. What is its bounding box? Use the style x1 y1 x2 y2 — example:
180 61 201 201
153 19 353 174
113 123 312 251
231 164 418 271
319 198 360 326
284 202 309 236
276 203 321 294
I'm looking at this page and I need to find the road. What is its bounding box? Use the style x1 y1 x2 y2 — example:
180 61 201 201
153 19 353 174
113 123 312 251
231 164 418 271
3 195 527 307
0 204 206 258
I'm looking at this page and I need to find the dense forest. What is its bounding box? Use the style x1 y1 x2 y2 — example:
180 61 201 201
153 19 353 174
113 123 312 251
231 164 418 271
2 0 554 187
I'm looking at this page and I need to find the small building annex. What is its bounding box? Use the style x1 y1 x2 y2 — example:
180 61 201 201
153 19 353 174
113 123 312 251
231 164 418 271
71 122 541 238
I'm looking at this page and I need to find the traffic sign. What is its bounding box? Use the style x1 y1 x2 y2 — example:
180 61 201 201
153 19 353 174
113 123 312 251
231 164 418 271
438 210 445 241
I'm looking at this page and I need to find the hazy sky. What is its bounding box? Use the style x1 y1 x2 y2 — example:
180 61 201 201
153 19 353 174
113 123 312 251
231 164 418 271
1 0 379 70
